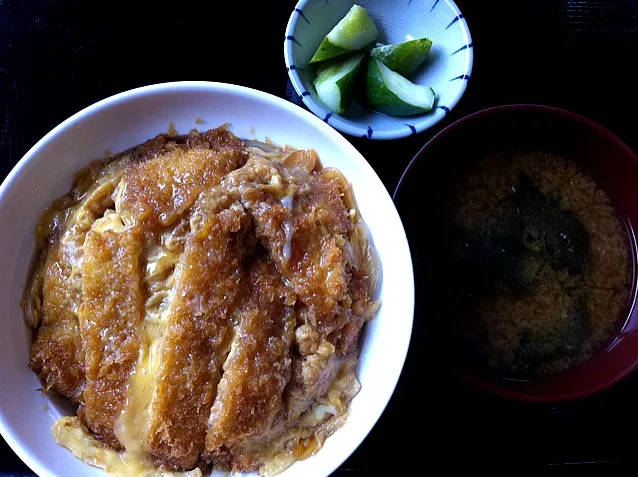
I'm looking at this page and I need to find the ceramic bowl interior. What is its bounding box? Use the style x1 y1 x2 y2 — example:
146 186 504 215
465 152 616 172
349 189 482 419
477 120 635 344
285 0 473 139
0 82 414 477
394 104 638 402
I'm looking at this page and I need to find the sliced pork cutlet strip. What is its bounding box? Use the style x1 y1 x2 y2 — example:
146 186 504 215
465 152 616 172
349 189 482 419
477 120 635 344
29 296 86 400
145 192 250 470
116 128 246 230
204 258 295 472
280 167 360 348
79 213 145 449
222 155 362 350
29 238 88 403
281 169 375 421
29 156 133 403
221 154 375 425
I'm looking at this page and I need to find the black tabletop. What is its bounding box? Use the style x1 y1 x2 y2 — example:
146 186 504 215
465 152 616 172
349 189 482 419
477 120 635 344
1 0 638 475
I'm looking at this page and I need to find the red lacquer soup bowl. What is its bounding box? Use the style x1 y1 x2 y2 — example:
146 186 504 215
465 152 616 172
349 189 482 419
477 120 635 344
394 104 638 402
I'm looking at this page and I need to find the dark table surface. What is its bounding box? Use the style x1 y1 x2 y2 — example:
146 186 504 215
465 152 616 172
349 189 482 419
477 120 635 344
1 0 638 475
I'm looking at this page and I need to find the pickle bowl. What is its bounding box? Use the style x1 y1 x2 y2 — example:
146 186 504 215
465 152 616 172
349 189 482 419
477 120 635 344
284 0 473 140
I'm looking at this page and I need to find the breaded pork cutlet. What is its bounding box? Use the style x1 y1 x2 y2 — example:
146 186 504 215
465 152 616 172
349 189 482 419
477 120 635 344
27 126 378 476
144 192 249 469
205 257 296 471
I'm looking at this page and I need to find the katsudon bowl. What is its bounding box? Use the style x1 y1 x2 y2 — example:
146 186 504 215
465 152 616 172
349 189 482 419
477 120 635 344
0 82 414 477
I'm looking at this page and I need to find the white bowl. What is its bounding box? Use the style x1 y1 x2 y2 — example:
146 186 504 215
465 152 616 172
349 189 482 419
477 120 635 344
285 0 473 140
0 82 414 477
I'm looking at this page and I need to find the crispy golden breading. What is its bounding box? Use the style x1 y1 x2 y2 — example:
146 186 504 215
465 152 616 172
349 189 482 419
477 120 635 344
205 259 295 470
145 193 249 469
117 129 246 228
29 241 87 402
79 218 145 449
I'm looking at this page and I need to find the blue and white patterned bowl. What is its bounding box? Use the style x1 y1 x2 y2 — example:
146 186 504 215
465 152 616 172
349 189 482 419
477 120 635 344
285 0 473 140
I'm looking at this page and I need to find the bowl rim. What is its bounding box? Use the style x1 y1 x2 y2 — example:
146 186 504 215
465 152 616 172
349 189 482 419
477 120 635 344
0 81 415 476
284 0 474 140
394 104 637 200
393 103 638 402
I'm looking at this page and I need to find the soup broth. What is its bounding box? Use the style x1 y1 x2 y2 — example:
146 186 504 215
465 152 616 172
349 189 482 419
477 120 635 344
439 150 633 377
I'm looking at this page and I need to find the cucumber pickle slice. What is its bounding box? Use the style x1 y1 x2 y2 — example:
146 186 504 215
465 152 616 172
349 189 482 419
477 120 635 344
314 52 365 114
310 5 378 63
366 58 435 116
